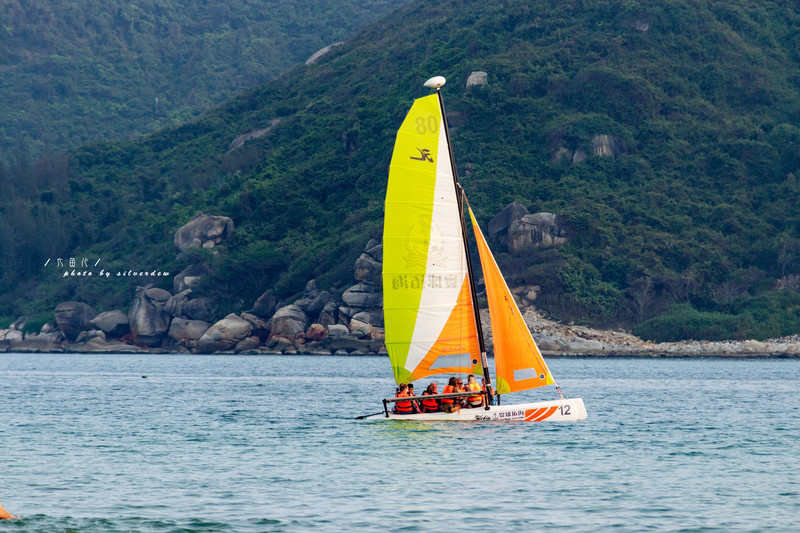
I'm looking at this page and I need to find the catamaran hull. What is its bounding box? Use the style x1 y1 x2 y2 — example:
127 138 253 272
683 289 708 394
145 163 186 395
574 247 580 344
366 397 586 422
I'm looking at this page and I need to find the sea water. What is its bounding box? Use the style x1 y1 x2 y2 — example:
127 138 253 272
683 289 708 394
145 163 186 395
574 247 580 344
1 353 798 532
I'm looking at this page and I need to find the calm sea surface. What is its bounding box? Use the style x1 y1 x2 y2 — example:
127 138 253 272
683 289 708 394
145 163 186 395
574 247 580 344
1 353 798 532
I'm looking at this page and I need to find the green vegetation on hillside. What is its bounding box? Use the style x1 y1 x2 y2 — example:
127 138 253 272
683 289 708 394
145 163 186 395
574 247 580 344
3 0 800 342
0 0 409 159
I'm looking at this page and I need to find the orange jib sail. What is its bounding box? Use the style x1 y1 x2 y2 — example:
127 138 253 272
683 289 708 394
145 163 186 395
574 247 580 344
469 207 554 394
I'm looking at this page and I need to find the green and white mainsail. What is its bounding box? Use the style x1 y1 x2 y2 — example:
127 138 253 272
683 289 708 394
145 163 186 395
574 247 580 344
382 93 481 385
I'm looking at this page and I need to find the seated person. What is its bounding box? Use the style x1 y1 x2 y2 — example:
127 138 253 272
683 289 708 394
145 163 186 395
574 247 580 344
464 375 484 408
441 377 461 412
394 383 414 414
420 382 440 413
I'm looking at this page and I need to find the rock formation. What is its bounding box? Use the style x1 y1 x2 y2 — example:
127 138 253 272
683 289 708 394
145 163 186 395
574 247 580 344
173 263 210 293
488 203 568 253
591 134 625 157
128 287 171 347
293 280 335 320
305 42 344 65
251 290 280 319
466 71 488 88
341 282 382 309
227 119 281 153
488 201 530 242
173 212 234 252
354 240 382 284
168 318 211 343
164 289 217 323
54 301 97 341
198 313 253 353
269 305 309 337
508 212 568 252
90 310 130 338
550 134 625 164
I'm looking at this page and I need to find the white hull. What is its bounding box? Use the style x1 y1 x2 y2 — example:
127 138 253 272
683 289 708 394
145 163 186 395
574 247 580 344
366 397 586 422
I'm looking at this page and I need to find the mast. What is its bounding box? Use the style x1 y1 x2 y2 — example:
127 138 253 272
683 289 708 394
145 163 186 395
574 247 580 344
425 76 493 394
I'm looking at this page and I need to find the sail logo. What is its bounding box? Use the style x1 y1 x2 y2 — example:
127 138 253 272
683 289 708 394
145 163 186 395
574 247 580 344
401 220 447 270
427 238 446 267
410 148 434 162
491 410 525 421
390 273 461 290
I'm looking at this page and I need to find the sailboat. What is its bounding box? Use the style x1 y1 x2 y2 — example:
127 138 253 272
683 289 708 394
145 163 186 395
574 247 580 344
364 76 587 422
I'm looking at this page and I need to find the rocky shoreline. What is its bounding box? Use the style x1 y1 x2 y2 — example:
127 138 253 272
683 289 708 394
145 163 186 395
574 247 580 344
3 211 800 359
522 310 800 358
3 305 800 358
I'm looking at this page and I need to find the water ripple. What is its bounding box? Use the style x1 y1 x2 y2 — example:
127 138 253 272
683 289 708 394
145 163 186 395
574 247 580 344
1 355 799 531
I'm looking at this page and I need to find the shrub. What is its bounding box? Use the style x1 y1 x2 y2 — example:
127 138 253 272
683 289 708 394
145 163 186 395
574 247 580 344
634 303 750 342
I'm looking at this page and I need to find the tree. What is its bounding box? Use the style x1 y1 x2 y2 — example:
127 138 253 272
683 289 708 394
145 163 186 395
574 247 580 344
777 232 800 278
627 276 655 323
663 269 698 304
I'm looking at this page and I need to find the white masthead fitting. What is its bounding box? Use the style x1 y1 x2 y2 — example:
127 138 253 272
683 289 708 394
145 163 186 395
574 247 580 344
424 76 446 89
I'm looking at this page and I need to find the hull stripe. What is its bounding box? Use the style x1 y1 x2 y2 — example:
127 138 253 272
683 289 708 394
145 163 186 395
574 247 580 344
525 406 558 422
532 405 558 421
524 407 545 421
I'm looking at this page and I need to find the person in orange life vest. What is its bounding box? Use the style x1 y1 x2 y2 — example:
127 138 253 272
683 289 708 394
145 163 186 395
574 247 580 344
464 374 484 408
394 383 414 414
420 382 440 413
441 376 460 413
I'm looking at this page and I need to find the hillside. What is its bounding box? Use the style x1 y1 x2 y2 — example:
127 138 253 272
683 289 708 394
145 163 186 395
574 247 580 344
3 0 800 342
0 0 409 159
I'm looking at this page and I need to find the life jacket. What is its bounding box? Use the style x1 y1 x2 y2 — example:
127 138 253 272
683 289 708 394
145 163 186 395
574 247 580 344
440 385 455 405
466 382 482 403
395 391 413 413
421 392 439 411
